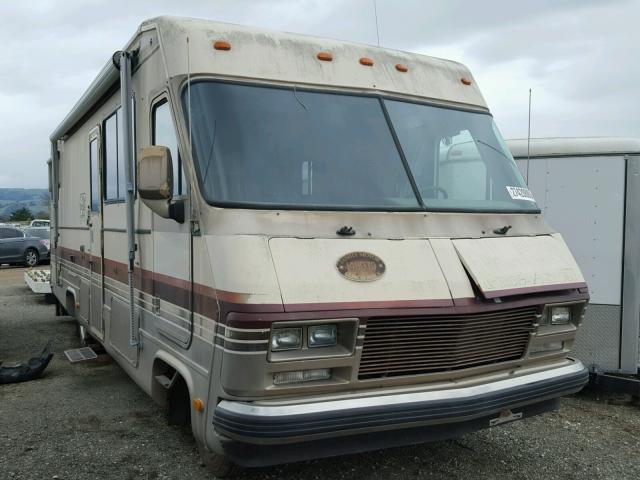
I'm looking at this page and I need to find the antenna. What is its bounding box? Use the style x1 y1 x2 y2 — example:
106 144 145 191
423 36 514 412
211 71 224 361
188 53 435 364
187 36 192 151
373 0 380 46
526 88 532 183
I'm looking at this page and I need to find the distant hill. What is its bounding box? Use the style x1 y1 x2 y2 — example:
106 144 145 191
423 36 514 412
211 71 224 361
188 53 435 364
0 188 49 221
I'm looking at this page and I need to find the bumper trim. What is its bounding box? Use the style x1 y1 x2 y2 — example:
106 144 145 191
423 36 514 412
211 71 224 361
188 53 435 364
214 360 588 442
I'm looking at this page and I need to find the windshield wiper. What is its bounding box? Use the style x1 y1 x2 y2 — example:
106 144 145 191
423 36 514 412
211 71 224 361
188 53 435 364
201 120 217 187
475 139 510 161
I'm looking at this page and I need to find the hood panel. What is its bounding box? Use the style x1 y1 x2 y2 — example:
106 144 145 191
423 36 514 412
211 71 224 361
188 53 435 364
452 234 585 298
269 238 452 312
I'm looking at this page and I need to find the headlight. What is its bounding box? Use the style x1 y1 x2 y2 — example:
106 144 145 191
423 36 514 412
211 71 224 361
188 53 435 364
550 306 571 325
308 324 337 348
271 328 302 351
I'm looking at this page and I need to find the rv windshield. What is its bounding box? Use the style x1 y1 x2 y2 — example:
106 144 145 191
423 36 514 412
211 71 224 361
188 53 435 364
384 99 537 212
183 81 538 212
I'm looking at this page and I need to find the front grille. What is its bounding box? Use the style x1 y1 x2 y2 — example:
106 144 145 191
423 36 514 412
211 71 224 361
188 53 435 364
358 306 537 379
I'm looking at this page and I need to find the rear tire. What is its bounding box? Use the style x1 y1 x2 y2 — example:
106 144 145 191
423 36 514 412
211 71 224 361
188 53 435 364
24 248 39 267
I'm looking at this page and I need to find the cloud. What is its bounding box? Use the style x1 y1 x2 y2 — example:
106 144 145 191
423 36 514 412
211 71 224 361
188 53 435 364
0 0 637 188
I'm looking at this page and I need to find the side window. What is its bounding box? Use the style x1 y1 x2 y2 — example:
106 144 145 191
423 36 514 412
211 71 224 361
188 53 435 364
90 137 99 211
103 102 136 202
104 111 120 200
2 228 23 239
153 100 185 196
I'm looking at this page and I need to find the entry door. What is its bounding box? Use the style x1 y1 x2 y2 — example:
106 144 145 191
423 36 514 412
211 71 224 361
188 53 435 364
151 97 192 345
88 129 104 339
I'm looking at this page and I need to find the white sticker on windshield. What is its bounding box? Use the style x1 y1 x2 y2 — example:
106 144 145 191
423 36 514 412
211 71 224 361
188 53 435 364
506 186 536 202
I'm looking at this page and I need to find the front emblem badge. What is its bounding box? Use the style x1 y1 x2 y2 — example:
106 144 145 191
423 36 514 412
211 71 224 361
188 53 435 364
336 252 386 282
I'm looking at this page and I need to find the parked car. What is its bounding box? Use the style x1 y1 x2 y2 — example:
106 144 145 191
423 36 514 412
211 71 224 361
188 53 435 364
29 219 50 228
22 227 50 250
0 226 49 267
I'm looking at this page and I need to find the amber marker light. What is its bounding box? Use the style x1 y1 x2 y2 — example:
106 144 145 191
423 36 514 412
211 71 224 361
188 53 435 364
192 398 205 412
213 41 231 51
317 51 333 61
461 77 472 85
359 57 374 66
395 63 408 72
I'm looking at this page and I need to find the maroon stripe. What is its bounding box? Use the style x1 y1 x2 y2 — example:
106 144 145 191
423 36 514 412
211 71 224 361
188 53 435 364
482 282 588 299
54 246 588 323
452 297 476 306
224 289 589 328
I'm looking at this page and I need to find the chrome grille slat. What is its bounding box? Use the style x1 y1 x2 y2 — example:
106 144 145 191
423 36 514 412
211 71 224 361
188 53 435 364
360 342 528 361
359 338 529 357
360 353 527 373
365 313 536 328
362 326 533 343
358 306 537 379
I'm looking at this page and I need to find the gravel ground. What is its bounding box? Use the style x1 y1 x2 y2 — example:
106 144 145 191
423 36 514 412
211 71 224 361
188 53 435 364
1 265 639 480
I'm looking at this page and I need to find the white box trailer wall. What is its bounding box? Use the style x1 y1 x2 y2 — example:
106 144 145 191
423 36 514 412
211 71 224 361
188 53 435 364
508 137 640 374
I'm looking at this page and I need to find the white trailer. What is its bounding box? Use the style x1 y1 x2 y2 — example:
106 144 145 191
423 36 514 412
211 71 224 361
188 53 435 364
509 137 640 376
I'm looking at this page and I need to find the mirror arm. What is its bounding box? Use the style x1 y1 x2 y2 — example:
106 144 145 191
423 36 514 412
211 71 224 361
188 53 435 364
169 199 185 224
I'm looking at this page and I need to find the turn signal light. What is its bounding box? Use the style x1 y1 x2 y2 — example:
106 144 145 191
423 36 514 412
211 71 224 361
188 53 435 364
192 398 205 411
273 369 331 385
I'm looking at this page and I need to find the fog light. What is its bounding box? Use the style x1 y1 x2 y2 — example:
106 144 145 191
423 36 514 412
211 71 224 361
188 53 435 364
550 306 571 325
308 324 337 348
530 341 563 354
271 328 302 351
273 368 331 385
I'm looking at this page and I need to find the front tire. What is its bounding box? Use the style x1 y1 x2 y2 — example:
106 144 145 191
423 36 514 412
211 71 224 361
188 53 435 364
24 248 39 267
197 441 237 478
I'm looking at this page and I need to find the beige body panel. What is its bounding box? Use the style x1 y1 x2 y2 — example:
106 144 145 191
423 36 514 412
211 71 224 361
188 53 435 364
429 238 475 300
205 235 283 305
269 238 451 309
453 234 585 298
151 16 486 109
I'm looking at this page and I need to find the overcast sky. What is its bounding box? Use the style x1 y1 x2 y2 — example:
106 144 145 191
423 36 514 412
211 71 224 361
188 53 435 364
1 0 638 188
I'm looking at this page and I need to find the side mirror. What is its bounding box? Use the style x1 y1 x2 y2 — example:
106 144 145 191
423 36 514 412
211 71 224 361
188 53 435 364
138 146 184 223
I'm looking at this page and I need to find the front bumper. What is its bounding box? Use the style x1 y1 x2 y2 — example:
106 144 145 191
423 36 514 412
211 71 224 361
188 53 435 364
214 360 588 466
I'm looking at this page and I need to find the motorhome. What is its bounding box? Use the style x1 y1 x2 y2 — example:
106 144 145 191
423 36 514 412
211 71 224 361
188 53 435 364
509 137 640 381
49 16 589 475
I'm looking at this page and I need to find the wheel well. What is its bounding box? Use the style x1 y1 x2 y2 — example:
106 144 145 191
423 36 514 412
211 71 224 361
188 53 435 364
152 358 192 427
65 290 76 317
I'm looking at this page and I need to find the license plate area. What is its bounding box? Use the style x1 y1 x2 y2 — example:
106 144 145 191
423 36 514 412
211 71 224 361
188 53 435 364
489 409 523 427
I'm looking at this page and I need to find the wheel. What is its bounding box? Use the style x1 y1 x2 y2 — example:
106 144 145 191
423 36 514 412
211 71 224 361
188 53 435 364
24 248 39 267
197 440 237 478
77 323 91 347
